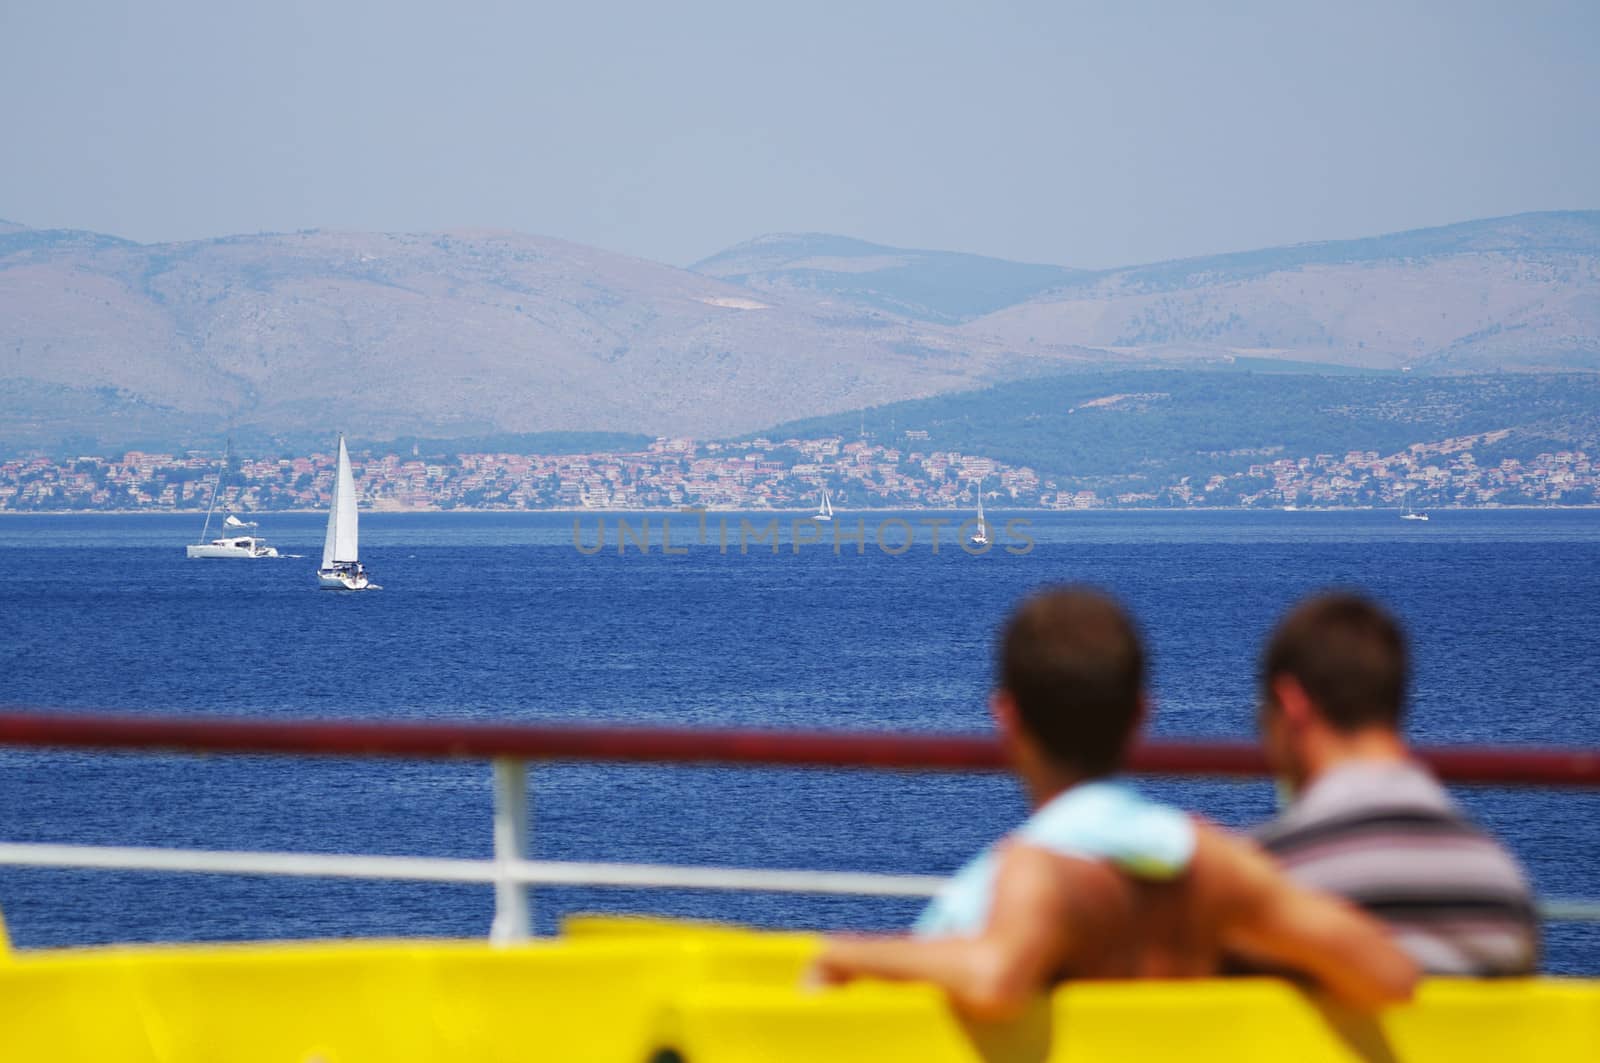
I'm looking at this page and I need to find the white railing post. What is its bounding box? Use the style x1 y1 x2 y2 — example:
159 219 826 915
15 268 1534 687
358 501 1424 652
489 757 531 944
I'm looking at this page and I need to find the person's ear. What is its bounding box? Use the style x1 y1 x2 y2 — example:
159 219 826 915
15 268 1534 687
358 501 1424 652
1270 675 1315 728
991 690 1019 740
991 690 1033 769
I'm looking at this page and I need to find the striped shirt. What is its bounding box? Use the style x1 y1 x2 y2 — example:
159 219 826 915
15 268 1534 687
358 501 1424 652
1256 759 1538 976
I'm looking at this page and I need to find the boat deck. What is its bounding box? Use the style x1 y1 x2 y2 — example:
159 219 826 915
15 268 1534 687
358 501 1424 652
2 712 1597 1059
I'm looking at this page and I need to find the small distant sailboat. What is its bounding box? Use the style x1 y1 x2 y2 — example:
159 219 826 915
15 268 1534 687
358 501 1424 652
186 449 279 559
814 488 834 522
317 434 375 590
1401 495 1430 522
970 481 991 546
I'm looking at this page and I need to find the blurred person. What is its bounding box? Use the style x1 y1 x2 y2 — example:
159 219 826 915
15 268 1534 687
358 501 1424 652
1256 593 1538 975
817 588 1418 1019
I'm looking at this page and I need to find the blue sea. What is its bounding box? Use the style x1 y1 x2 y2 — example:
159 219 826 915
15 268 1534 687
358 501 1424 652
0 510 1596 973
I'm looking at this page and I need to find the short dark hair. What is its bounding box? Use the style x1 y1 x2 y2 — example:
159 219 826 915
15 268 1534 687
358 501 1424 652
999 587 1146 777
1263 593 1408 732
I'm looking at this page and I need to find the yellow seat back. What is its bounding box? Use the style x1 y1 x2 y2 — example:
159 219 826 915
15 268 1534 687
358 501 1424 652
663 975 1600 1063
1 938 708 1063
2 930 1596 1062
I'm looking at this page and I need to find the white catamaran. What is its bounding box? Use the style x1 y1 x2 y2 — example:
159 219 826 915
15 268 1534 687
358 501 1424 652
186 455 279 559
970 480 991 546
317 434 374 590
814 488 834 522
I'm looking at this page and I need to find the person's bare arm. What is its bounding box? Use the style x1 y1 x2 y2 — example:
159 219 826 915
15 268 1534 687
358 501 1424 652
1198 823 1419 1008
816 843 1122 1021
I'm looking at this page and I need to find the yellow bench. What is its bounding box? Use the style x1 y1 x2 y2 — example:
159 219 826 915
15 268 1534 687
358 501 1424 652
661 976 1600 1063
0 936 799 1062
579 916 1600 1061
0 925 1595 1062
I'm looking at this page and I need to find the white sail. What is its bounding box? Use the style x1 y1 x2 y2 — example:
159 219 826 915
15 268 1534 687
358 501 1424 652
321 435 360 567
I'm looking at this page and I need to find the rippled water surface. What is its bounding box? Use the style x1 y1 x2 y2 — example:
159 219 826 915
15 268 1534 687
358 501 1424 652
1 510 1596 972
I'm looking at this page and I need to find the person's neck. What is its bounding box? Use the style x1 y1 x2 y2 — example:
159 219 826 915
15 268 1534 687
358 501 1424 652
1303 726 1410 788
1022 762 1089 811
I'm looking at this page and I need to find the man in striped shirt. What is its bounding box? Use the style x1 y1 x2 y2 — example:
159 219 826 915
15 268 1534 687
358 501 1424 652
1255 593 1538 975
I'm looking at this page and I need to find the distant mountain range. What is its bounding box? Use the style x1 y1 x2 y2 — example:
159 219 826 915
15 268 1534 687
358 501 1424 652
691 233 1084 324
0 224 1064 454
1 211 1596 455
964 212 1600 373
699 214 1600 372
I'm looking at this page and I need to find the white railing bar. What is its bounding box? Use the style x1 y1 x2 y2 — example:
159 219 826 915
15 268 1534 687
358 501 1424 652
1539 899 1600 923
0 842 501 884
0 842 948 897
489 758 532 944
3 841 1596 920
499 858 947 897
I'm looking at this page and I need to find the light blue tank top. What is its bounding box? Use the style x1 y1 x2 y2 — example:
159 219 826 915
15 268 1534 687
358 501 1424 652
914 780 1196 937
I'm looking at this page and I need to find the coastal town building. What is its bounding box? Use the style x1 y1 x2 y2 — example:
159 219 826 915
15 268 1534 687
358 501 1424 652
0 431 1594 511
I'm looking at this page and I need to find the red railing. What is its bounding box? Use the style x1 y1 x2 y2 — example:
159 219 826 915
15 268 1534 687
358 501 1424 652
3 709 1598 938
0 711 1596 787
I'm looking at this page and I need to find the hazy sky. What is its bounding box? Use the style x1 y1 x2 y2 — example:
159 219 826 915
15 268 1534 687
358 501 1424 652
1 1 1596 268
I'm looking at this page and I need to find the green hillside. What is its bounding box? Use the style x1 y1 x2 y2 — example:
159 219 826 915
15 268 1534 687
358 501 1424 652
754 369 1600 490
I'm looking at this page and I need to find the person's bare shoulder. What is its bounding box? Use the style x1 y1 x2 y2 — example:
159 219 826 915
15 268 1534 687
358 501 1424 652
990 841 1136 976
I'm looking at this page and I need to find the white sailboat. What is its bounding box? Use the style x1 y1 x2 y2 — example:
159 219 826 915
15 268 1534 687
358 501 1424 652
970 481 991 546
1401 494 1430 521
317 435 374 590
814 488 834 522
186 451 279 559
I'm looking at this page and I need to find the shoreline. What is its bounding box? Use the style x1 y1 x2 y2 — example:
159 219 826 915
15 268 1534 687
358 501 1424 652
2 505 1598 517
